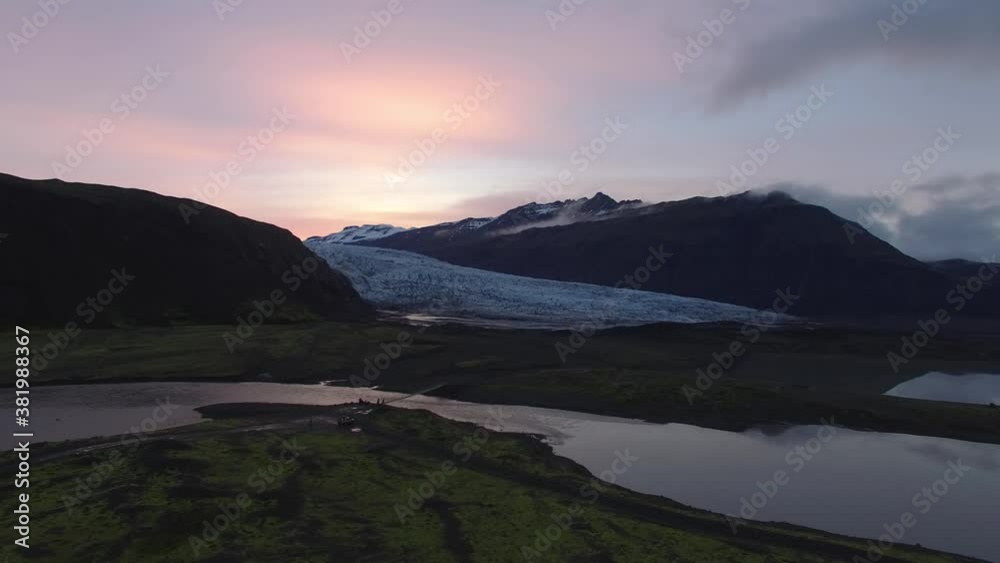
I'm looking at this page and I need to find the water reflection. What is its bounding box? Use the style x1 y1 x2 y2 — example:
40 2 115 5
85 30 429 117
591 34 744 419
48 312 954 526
552 420 1000 562
886 372 1000 405
5 382 999 561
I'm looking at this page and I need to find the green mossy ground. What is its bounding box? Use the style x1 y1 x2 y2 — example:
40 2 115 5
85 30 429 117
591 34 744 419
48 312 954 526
0 406 978 562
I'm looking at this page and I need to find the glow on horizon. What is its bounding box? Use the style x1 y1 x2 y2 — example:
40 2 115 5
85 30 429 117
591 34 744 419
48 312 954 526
1 0 998 258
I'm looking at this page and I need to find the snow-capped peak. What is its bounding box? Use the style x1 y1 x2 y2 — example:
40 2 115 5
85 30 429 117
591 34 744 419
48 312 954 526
306 224 410 245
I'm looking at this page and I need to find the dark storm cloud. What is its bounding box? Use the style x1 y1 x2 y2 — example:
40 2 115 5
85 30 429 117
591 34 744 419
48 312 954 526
711 0 1000 109
767 175 1000 262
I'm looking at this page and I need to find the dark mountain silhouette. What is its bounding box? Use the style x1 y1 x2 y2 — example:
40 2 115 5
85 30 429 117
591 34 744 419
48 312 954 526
354 192 644 250
0 174 372 326
363 191 1000 319
928 259 1000 282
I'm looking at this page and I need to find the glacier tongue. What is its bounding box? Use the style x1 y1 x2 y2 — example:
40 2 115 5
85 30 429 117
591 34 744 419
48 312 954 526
306 241 790 330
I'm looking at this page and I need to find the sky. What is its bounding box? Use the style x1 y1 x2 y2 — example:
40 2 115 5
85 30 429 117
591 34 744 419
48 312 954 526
2 0 998 259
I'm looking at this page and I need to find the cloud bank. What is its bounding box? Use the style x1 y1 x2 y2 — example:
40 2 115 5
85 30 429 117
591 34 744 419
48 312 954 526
768 175 1000 261
711 0 1000 109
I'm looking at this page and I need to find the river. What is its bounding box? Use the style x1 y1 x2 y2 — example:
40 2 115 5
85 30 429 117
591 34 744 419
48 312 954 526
5 382 998 561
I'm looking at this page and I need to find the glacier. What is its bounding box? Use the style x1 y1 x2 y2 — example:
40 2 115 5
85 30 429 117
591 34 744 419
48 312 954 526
306 240 791 330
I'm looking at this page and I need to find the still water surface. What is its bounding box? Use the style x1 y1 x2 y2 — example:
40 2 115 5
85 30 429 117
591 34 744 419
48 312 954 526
886 372 1000 406
6 382 998 561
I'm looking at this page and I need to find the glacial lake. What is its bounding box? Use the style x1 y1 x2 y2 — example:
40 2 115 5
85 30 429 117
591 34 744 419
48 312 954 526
886 372 1000 406
5 382 999 561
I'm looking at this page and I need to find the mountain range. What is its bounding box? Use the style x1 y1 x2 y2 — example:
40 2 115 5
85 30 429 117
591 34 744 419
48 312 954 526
320 192 643 250
7 171 996 328
309 224 411 245
324 191 999 321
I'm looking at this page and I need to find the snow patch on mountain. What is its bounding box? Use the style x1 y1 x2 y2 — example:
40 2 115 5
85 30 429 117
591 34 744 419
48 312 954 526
306 241 789 329
460 217 495 230
306 224 409 245
487 193 644 237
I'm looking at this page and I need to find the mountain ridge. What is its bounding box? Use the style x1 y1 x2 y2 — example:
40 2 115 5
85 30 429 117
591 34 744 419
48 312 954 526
312 192 645 250
0 173 373 326
330 190 999 320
